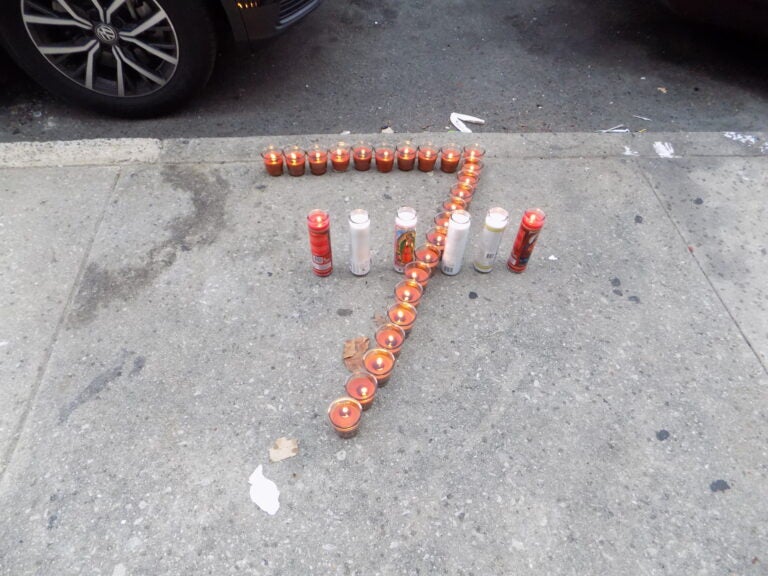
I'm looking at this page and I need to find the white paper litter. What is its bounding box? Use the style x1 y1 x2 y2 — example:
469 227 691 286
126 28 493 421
249 465 280 515
622 146 639 156
632 115 652 121
381 127 394 134
599 124 630 134
450 112 486 133
548 255 558 261
653 142 677 158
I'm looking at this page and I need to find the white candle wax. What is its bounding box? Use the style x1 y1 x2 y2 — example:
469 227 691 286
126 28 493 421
441 210 472 276
349 209 371 276
473 207 510 273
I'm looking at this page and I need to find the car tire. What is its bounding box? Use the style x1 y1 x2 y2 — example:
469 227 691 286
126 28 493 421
0 0 217 117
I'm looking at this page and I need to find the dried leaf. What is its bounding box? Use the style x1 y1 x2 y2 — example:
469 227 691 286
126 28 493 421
268 437 299 463
373 313 388 327
343 336 369 372
657 86 667 94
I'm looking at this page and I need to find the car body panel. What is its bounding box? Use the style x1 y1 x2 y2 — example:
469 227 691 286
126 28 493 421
219 0 322 42
660 0 768 36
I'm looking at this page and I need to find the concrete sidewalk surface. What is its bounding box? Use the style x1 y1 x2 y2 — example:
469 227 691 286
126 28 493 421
0 132 766 575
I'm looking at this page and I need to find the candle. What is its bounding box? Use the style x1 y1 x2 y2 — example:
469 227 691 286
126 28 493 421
362 348 396 384
393 206 418 273
348 209 371 276
404 261 431 288
261 145 284 176
449 185 474 207
387 302 417 334
353 142 373 171
374 143 395 173
459 160 483 179
474 207 510 273
396 141 417 171
425 226 448 255
308 145 328 175
440 144 462 173
434 211 451 228
375 322 406 356
441 209 472 276
394 279 424 307
442 197 468 214
328 397 363 438
507 208 546 273
307 209 333 277
345 372 378 410
455 172 478 193
415 244 441 275
330 142 351 172
463 143 485 164
417 143 439 172
284 145 306 177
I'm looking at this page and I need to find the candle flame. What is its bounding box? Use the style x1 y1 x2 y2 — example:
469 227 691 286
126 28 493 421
376 357 383 369
397 311 404 321
383 151 390 159
528 214 537 224
387 335 395 345
269 153 277 162
403 290 411 299
341 406 350 417
314 152 322 161
360 386 368 396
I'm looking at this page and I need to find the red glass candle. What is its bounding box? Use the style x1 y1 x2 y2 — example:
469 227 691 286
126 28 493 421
387 302 417 334
434 211 451 228
261 145 284 177
375 323 406 356
397 141 417 171
507 208 547 273
328 397 363 438
455 172 478 192
330 142 351 172
374 143 395 173
362 348 396 384
415 244 441 274
425 226 447 255
394 279 423 307
352 142 373 171
284 146 306 177
442 197 468 213
450 185 474 206
463 144 485 164
460 160 483 179
307 209 333 277
308 145 328 175
440 144 462 173
345 372 378 410
404 261 431 288
417 143 439 172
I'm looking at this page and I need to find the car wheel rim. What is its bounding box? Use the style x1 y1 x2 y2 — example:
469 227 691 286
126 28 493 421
21 0 179 98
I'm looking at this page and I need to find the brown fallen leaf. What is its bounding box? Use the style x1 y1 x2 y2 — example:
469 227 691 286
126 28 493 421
269 437 299 463
657 86 667 94
343 336 369 372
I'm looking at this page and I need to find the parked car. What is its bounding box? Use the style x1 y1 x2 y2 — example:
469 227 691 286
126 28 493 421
658 0 768 37
0 0 322 116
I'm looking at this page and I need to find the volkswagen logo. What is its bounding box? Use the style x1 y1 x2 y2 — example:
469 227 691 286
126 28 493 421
94 24 118 44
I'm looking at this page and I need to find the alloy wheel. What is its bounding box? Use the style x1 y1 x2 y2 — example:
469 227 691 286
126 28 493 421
21 0 179 98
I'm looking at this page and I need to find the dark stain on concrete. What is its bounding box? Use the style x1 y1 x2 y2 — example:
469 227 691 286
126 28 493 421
130 355 146 376
610 277 621 287
337 308 353 317
68 167 230 325
613 289 623 296
694 197 704 205
634 215 644 224
656 429 670 441
628 295 641 304
468 291 478 300
710 479 731 493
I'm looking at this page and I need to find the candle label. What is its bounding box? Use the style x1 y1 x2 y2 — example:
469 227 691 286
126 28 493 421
474 211 509 273
507 229 540 271
394 229 416 273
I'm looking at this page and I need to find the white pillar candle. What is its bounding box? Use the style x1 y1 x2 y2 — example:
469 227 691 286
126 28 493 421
473 207 510 273
441 209 471 276
349 209 371 276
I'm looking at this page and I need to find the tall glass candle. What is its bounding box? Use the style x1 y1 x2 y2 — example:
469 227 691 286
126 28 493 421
415 244 441 275
375 323 406 356
330 142 351 172
393 206 417 273
308 145 328 175
394 279 423 307
374 143 395 173
507 208 546 273
362 348 396 384
463 143 485 164
284 145 306 177
307 209 333 277
353 142 373 171
397 141 417 171
261 145 284 176
474 207 510 273
387 302 417 334
441 209 472 276
345 372 378 410
417 143 439 172
404 261 431 288
328 397 363 438
440 143 462 173
348 209 371 276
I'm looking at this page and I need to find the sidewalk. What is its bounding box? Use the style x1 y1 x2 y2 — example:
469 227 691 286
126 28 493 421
1 132 766 576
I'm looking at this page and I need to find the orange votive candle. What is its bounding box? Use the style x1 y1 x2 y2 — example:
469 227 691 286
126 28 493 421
284 146 306 177
455 172 478 192
353 142 373 171
460 160 483 179
403 261 431 288
261 145 284 176
417 143 439 172
328 397 363 438
387 302 417 334
394 279 424 307
425 226 447 254
442 197 468 213
375 143 395 173
440 144 462 173
308 145 328 175
450 185 474 206
375 323 406 356
397 141 417 171
463 144 485 164
345 372 378 410
415 244 441 274
362 348 396 384
330 142 351 172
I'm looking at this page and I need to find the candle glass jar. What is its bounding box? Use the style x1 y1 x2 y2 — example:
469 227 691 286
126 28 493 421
455 172 478 193
352 141 373 171
362 348 397 384
434 211 451 228
345 372 378 410
374 143 396 173
348 208 371 276
507 208 547 273
415 244 441 274
308 144 328 176
328 397 363 438
394 279 424 307
463 143 486 164
417 142 439 172
449 185 474 207
307 209 333 277
440 143 462 173
397 141 417 171
459 160 483 179
474 207 510 273
375 322 406 356
404 261 431 288
441 209 472 276
284 145 306 177
442 197 468 213
387 302 417 334
425 226 448 255
261 145 284 176
393 206 418 273
330 142 351 172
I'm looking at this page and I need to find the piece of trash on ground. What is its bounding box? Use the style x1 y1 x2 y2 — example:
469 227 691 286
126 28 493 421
269 437 299 463
598 124 630 134
343 336 369 372
450 112 486 133
381 126 394 134
657 87 668 94
548 255 558 261
249 465 280 515
723 132 758 146
622 146 639 156
653 142 677 159
339 130 351 135
632 115 652 121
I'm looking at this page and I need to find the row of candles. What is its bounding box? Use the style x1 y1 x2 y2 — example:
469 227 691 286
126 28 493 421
261 141 486 176
323 155 548 437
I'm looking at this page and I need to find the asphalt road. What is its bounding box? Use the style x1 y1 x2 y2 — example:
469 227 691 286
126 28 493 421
1 0 767 141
